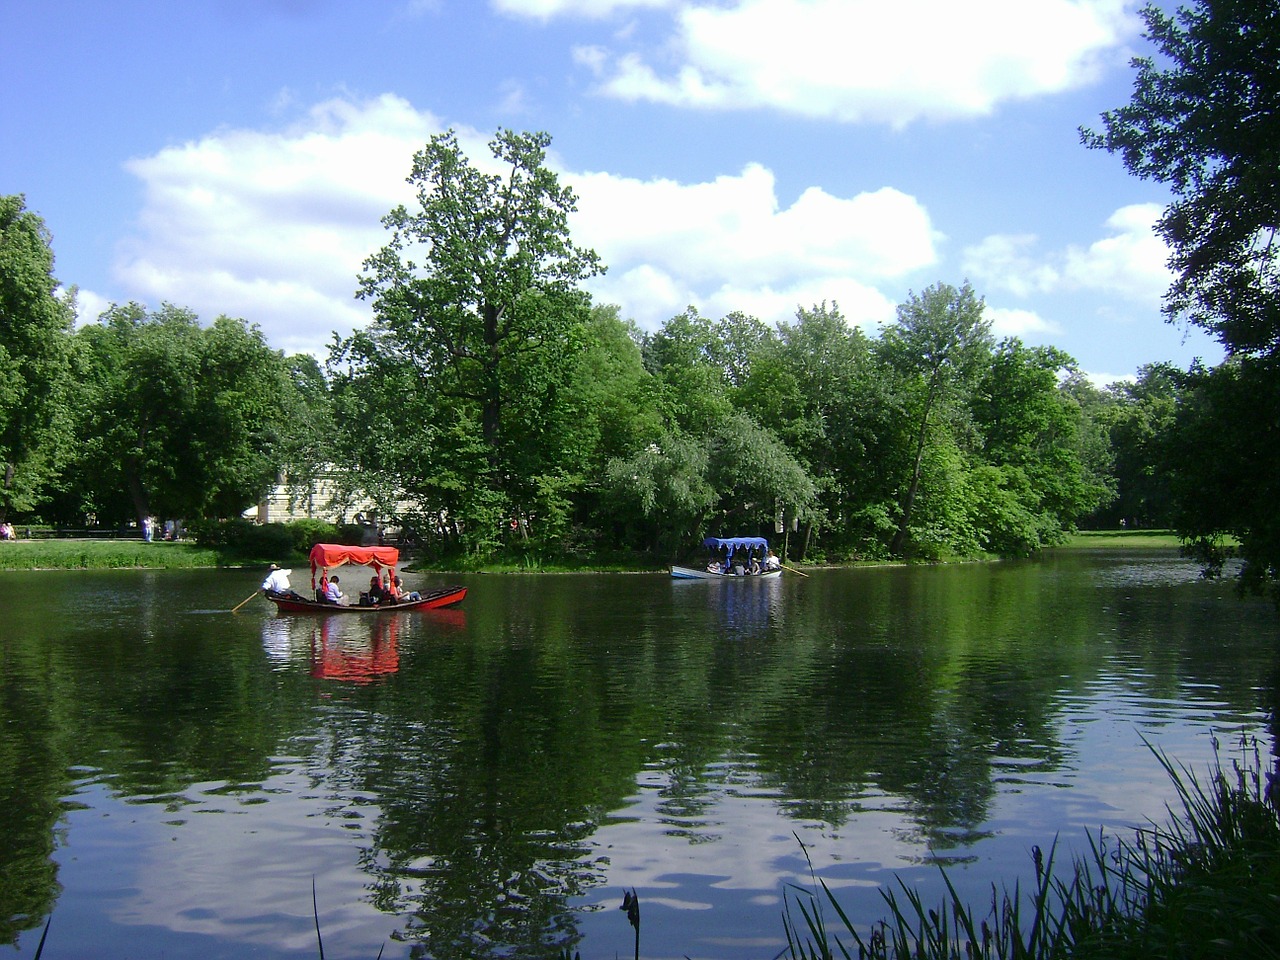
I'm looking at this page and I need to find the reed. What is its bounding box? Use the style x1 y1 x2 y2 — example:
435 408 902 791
783 732 1280 960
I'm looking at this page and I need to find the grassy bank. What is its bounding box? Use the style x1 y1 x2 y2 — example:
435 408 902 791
0 539 238 570
0 529 1184 572
1059 529 1180 549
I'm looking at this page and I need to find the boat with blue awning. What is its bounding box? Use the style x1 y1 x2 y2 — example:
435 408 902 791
670 536 783 579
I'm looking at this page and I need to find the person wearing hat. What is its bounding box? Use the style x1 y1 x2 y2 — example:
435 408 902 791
261 563 293 595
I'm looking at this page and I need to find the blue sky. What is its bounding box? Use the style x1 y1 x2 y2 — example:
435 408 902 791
3 0 1224 382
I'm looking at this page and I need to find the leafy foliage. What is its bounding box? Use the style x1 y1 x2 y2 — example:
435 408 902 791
1085 0 1280 596
1083 0 1280 356
0 195 74 519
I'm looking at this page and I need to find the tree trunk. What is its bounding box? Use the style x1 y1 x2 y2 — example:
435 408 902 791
890 377 939 557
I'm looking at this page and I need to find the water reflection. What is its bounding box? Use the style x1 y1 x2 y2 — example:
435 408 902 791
0 559 1276 960
262 609 468 683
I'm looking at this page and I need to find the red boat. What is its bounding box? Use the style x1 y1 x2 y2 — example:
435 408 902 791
264 542 466 613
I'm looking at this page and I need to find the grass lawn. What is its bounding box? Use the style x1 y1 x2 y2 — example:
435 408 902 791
0 538 232 570
1059 529 1181 549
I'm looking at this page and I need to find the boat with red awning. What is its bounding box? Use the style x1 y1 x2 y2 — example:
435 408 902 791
264 542 466 612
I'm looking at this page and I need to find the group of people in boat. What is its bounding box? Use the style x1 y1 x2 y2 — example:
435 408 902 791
707 548 782 576
261 563 421 606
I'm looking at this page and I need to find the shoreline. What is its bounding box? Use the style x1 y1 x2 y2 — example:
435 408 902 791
0 530 1183 573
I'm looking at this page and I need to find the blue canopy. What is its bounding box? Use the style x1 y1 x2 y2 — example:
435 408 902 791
703 536 769 557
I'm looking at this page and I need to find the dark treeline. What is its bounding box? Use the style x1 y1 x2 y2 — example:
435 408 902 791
3 0 1278 589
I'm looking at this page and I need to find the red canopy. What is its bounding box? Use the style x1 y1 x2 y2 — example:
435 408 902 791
309 543 400 588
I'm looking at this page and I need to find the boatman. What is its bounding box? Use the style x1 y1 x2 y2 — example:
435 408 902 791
262 563 293 595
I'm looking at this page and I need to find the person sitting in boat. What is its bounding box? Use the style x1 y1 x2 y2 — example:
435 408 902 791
366 573 385 605
764 549 782 571
381 573 398 604
748 554 762 575
706 558 724 574
394 575 421 602
323 575 344 604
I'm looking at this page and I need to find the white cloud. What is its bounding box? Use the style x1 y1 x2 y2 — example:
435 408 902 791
115 94 937 356
567 0 1136 125
1062 203 1171 302
962 234 1061 298
984 305 1061 340
571 163 938 329
118 94 446 355
964 204 1171 308
494 0 677 19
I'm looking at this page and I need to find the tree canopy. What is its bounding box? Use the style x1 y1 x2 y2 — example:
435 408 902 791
1085 0 1280 598
0 195 73 520
1082 0 1280 357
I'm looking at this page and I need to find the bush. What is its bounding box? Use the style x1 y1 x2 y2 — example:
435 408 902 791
188 519 341 561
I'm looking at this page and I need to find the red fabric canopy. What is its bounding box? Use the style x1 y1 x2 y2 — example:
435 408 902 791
309 543 400 588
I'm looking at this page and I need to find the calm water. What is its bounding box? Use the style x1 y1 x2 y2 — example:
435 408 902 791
1 551 1277 959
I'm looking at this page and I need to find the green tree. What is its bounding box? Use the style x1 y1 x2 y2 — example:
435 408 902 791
1093 364 1180 528
740 302 879 559
67 303 294 529
970 341 1109 554
1084 0 1280 595
1166 357 1280 597
354 129 604 555
877 282 994 557
641 307 736 434
603 431 715 556
0 195 73 520
1082 0 1280 355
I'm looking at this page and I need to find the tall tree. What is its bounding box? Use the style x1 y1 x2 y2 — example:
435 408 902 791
0 195 73 520
970 341 1109 554
67 304 294 529
1084 0 1280 595
877 282 993 557
1082 0 1280 355
355 129 604 553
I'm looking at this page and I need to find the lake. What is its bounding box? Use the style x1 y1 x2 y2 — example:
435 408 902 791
1 550 1277 959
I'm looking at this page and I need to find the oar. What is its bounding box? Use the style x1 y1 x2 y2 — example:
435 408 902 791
231 589 261 614
782 563 809 578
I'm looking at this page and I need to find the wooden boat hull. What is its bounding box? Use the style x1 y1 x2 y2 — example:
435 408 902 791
266 585 467 612
670 565 781 580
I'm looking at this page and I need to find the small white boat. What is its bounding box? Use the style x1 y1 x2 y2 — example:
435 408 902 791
670 564 782 580
671 536 783 579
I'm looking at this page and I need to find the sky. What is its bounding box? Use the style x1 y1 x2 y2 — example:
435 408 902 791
2 0 1226 384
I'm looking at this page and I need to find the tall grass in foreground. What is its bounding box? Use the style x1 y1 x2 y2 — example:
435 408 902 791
784 734 1280 960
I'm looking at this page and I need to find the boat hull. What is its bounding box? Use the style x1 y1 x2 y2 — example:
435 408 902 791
266 585 467 612
670 566 781 580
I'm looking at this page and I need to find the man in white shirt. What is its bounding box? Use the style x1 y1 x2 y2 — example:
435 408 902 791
261 564 293 594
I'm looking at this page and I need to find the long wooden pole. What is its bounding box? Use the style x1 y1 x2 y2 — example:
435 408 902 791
782 563 809 578
231 589 261 613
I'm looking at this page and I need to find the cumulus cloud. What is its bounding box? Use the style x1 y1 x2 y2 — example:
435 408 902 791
963 204 1171 307
494 0 677 18
570 163 938 329
962 234 1061 298
985 305 1061 340
563 0 1137 125
118 95 447 355
115 94 938 355
1062 203 1172 302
